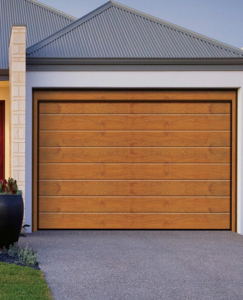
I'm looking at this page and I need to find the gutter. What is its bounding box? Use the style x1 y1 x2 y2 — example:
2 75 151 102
26 58 243 71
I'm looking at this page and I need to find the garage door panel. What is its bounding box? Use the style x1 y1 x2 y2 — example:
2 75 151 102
39 102 231 114
39 131 230 147
39 114 230 131
39 147 230 163
37 94 233 230
39 180 230 196
39 164 230 180
38 213 230 229
39 196 230 213
36 90 235 101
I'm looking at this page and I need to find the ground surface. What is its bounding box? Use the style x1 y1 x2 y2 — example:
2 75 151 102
0 262 52 300
20 231 243 300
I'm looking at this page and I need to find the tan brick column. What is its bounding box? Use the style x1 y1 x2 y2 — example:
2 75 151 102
9 26 26 200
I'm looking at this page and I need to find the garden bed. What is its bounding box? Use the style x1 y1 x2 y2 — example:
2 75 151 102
0 250 40 270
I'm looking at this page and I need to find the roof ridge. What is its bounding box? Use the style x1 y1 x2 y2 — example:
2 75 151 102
27 0 243 57
24 0 77 21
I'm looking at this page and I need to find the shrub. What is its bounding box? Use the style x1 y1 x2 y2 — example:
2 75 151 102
0 178 22 195
3 242 20 257
19 244 38 266
4 243 38 267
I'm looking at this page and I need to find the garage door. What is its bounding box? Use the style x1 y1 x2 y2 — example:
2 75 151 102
34 90 236 230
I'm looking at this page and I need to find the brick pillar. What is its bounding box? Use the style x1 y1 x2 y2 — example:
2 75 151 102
9 26 26 201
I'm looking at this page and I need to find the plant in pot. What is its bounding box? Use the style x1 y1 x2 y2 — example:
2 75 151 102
0 178 23 248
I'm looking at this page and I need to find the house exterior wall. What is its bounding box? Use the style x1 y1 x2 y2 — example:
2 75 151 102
9 26 26 207
26 71 243 234
0 82 10 178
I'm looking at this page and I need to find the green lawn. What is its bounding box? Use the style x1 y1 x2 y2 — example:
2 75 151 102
0 262 52 300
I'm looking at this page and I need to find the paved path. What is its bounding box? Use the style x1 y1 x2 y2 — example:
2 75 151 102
20 231 243 300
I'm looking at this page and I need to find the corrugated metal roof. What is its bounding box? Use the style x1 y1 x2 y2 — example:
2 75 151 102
0 0 77 69
27 1 243 59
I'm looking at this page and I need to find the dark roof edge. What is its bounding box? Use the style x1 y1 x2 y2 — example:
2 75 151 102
26 0 243 57
25 0 77 21
26 58 243 71
26 57 243 65
0 69 9 81
0 69 9 75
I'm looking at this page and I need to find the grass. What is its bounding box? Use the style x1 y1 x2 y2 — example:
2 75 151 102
0 262 52 300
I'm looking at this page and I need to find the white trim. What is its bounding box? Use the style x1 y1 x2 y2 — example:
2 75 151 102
238 88 242 233
26 71 243 234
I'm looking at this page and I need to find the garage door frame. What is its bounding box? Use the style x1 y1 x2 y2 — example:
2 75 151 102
32 89 237 232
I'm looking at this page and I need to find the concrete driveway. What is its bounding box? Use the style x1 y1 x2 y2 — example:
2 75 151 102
20 231 243 300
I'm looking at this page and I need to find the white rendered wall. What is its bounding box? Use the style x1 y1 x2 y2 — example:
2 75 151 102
26 71 243 234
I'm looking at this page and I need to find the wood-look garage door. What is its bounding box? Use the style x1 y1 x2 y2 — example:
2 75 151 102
34 91 236 231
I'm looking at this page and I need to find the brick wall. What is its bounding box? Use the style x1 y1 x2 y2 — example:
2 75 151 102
9 26 26 203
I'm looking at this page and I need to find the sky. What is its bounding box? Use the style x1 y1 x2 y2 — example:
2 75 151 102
39 0 243 49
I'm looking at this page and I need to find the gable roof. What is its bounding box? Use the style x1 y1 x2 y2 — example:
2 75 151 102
0 0 77 69
26 0 243 59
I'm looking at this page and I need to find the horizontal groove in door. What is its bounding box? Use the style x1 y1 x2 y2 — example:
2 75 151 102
39 130 231 132
35 90 235 101
39 147 230 163
38 196 230 213
39 180 230 196
39 131 230 147
39 114 230 130
39 102 231 114
39 164 230 180
38 213 231 229
40 113 231 116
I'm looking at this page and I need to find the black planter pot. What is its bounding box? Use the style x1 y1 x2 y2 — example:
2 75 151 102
0 194 23 248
